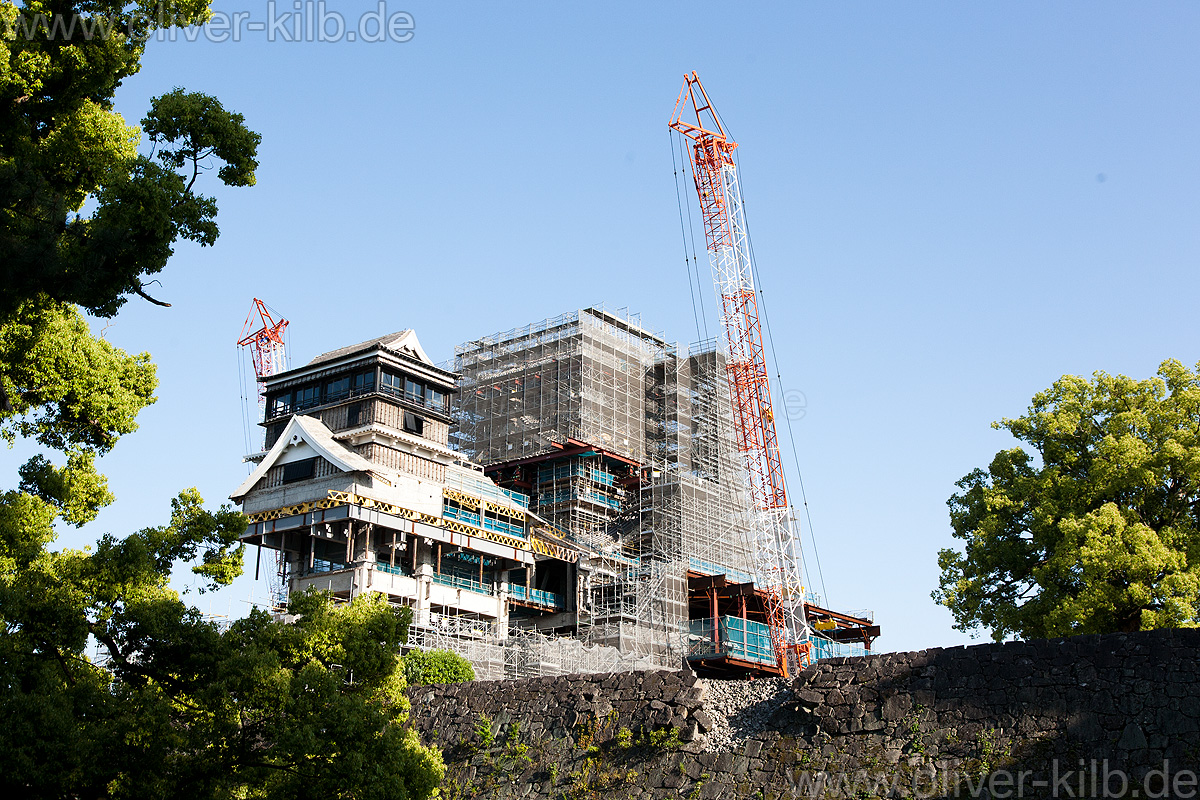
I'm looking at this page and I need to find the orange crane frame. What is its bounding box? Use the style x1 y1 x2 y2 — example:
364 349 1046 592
237 298 290 607
237 298 289 408
669 72 810 674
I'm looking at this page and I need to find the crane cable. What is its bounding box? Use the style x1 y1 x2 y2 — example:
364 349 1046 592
670 129 709 345
736 147 829 607
237 345 254 467
676 107 825 606
710 105 830 607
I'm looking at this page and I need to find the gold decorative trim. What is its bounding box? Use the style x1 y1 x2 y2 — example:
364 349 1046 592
247 490 577 563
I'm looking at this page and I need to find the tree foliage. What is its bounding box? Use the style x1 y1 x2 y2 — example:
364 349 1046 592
934 360 1200 640
0 523 445 798
2 460 446 797
1 0 260 317
0 297 156 452
402 648 476 686
0 3 444 797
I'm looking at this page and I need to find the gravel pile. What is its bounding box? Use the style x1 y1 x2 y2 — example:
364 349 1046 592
697 677 793 752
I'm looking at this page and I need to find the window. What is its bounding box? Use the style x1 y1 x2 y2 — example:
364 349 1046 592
352 370 375 393
326 376 350 401
381 370 402 396
282 458 316 483
380 372 445 413
403 411 424 436
346 402 361 427
295 384 321 409
268 391 292 417
405 378 428 408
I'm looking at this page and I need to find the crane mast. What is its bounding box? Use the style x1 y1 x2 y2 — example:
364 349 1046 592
237 298 291 608
669 72 809 673
238 298 290 412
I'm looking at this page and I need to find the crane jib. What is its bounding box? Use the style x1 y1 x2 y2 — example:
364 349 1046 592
669 71 811 675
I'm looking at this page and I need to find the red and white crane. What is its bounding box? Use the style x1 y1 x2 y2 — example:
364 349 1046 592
237 298 290 412
237 298 290 607
669 72 810 673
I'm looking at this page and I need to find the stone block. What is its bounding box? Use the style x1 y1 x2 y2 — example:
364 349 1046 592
1117 723 1148 750
882 693 912 721
1156 708 1194 736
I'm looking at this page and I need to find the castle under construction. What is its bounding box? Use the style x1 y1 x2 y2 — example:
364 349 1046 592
233 308 878 679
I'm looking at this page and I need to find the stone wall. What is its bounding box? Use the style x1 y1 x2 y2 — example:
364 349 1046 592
407 628 1200 798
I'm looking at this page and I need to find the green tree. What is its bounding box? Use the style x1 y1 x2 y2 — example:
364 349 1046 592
934 360 1200 641
0 2 444 796
0 520 445 798
402 648 476 686
2 0 260 318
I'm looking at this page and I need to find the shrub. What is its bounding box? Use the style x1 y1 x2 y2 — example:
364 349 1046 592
402 649 475 685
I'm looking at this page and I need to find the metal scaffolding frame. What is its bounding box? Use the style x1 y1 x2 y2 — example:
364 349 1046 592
405 611 657 681
452 306 665 466
451 308 755 673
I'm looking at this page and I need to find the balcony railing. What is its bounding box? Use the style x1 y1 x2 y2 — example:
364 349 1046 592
506 584 565 610
302 558 348 576
686 616 776 665
379 383 449 414
442 504 525 538
443 470 530 510
687 557 756 586
442 504 481 527
269 375 457 421
431 572 494 596
373 561 412 578
481 515 524 538
810 636 867 660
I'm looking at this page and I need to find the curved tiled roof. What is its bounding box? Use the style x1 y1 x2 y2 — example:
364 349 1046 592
306 330 424 366
229 414 390 500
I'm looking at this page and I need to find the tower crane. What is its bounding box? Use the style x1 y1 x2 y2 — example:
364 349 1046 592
237 298 290 607
669 72 810 674
237 298 289 412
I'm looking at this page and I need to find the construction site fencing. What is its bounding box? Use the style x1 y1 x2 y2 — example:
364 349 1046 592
810 635 868 660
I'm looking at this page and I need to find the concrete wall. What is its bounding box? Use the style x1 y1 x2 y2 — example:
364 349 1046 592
407 628 1200 799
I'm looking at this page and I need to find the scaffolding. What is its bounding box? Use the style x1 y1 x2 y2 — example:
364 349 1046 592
650 342 755 580
452 308 756 672
405 611 657 681
452 307 666 466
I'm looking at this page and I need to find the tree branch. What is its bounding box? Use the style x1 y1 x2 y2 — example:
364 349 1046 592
135 287 172 307
186 146 201 194
38 637 77 686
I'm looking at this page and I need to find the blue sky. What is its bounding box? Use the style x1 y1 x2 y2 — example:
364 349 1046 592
8 2 1199 653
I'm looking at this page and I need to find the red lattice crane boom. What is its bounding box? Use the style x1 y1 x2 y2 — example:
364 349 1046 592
669 72 810 674
237 298 290 607
237 298 289 407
